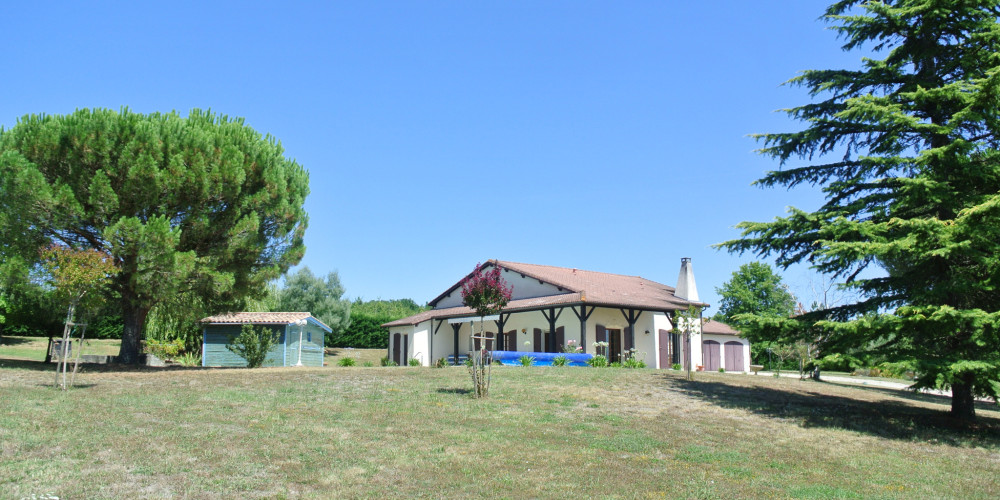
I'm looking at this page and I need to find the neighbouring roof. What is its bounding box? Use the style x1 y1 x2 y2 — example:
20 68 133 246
385 259 707 327
200 312 333 333
701 319 741 336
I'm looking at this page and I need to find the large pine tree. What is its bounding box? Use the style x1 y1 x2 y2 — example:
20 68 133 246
0 109 309 363
722 1 1000 420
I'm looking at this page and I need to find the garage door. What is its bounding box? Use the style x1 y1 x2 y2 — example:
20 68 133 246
702 340 720 371
724 341 744 372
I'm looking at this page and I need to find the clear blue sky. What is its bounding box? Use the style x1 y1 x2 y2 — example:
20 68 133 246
2 1 864 313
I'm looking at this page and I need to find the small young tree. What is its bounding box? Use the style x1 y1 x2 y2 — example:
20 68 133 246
672 306 701 381
226 323 280 368
460 263 512 398
39 245 116 389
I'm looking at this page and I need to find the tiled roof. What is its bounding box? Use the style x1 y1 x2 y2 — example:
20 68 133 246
387 260 707 327
701 319 741 336
200 312 333 332
383 293 584 327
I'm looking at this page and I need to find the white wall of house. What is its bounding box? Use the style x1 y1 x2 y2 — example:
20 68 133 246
434 265 572 308
411 321 431 366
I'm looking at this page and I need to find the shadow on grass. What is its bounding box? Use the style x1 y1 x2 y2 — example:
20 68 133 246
0 336 35 346
0 358 198 374
663 375 1000 447
436 387 472 395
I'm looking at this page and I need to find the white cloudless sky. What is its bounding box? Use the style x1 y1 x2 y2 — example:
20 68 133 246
2 1 869 311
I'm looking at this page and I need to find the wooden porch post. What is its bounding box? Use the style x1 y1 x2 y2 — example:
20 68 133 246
452 323 461 365
571 305 594 354
540 307 563 353
620 308 642 356
494 313 510 351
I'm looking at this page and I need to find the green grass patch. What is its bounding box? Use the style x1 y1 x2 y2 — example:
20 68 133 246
0 363 997 498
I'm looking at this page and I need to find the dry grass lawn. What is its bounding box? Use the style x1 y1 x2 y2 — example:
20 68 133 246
1 357 998 499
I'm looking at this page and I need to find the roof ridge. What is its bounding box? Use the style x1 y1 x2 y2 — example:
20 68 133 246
497 259 652 281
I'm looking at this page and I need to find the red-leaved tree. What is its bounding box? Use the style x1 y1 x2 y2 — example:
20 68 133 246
460 263 512 398
40 245 116 389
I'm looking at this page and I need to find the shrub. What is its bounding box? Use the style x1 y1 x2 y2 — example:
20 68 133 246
718 367 725 373
561 340 583 354
338 357 356 367
434 357 449 368
609 361 622 368
226 324 279 368
175 351 200 367
380 356 394 367
623 357 646 369
588 356 608 368
552 355 568 366
408 358 421 367
671 363 682 370
145 338 184 361
518 355 535 366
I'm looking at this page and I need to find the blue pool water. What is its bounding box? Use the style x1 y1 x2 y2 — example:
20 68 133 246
490 350 593 367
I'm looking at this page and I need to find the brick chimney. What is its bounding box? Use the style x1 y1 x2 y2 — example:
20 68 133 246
675 257 699 302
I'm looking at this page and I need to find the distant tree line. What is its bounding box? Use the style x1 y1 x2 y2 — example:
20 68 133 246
335 299 427 349
1 262 423 352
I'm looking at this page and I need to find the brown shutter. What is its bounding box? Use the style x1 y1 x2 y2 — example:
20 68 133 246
507 330 516 351
392 333 401 365
596 324 606 343
555 326 565 352
658 329 670 369
624 326 634 351
533 328 542 353
486 331 495 351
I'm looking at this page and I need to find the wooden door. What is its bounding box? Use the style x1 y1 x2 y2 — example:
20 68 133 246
392 333 401 365
608 329 622 362
555 326 565 352
533 328 542 353
724 341 744 371
658 329 671 369
702 340 720 371
506 331 516 351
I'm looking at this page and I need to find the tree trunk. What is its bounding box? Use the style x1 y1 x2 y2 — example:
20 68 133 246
117 296 150 364
950 375 976 422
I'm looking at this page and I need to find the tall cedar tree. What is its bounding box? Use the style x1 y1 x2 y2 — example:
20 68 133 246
0 109 308 363
720 1 1000 420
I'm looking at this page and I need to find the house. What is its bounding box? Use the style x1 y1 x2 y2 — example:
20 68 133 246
383 258 752 371
200 312 331 367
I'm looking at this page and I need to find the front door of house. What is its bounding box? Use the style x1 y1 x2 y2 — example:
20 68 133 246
607 328 622 363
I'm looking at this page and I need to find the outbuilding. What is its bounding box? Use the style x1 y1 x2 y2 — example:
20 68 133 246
200 312 331 367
